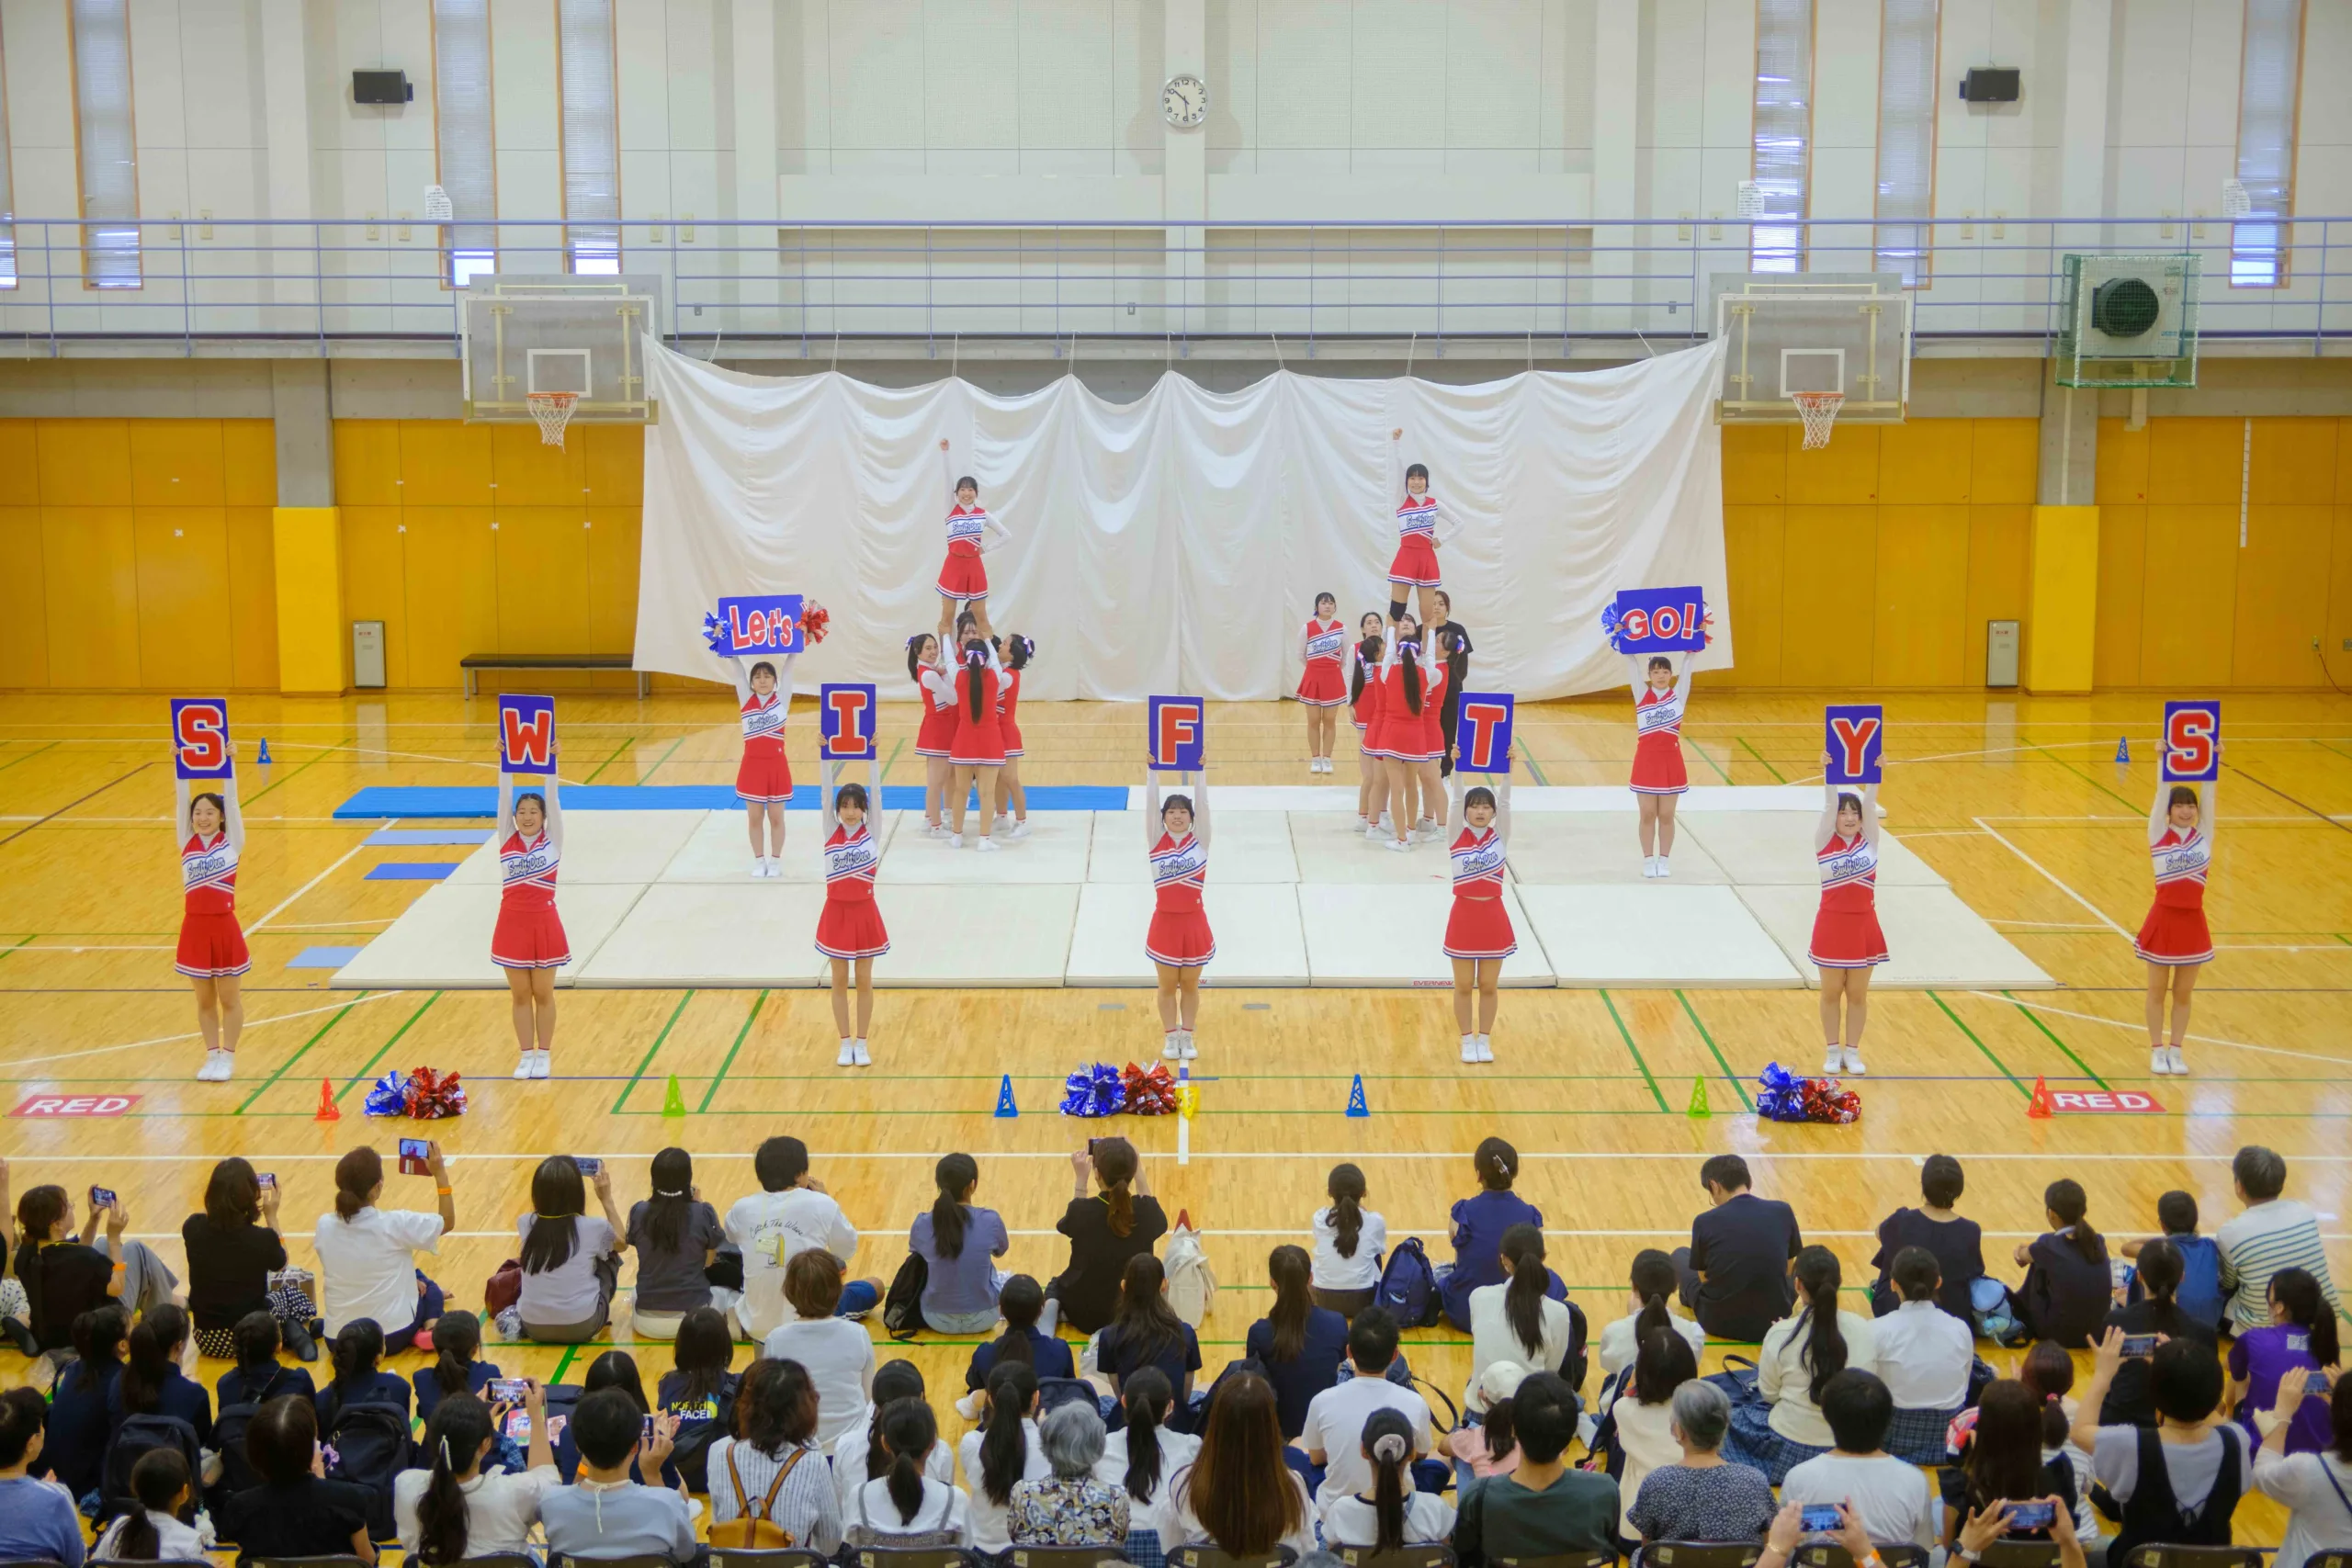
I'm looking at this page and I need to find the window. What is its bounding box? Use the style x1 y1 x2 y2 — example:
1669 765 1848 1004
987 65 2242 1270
69 0 139 288
1873 0 1939 287
2231 0 2304 288
0 12 16 287
1749 0 1815 273
557 0 619 275
433 0 497 286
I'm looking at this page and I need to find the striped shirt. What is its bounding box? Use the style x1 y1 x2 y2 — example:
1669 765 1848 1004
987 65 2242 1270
706 1437 843 1554
2215 1199 2342 1331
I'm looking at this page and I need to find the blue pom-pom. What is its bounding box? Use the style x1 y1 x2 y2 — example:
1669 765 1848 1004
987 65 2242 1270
700 612 729 656
1058 1063 1126 1118
361 1070 410 1117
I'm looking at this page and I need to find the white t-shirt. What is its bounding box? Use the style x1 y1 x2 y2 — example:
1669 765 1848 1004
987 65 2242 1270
1311 1206 1389 1292
761 1315 876 1446
726 1186 860 1341
1467 1282 1576 1387
2255 1445 2352 1568
1170 1464 1317 1558
394 1463 563 1557
957 1418 1050 1554
1321 1489 1458 1547
1757 1308 1881 1448
1092 1426 1203 1549
313 1205 446 1337
1871 1299 1975 1409
831 1421 957 1524
1596 1307 1708 1379
2089 1422 2253 1515
848 1475 972 1545
1299 1376 1433 1510
1780 1452 1938 1549
94 1509 209 1562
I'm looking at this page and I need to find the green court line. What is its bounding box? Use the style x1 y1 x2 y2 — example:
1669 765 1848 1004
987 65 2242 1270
235 995 367 1114
1736 737 1787 784
635 737 687 784
1690 738 1733 784
335 992 446 1100
1516 736 1550 785
579 738 639 784
2025 743 2142 814
243 750 327 807
879 737 905 784
1673 990 1756 1111
0 934 34 964
0 740 60 773
698 990 769 1111
614 991 696 1113
2004 989 2109 1089
550 1343 582 1383
1599 989 1669 1111
1928 989 2026 1096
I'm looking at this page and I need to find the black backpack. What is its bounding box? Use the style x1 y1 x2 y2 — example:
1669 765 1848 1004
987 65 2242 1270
321 1397 413 1540
103 1413 200 1520
882 1252 929 1341
210 1368 305 1506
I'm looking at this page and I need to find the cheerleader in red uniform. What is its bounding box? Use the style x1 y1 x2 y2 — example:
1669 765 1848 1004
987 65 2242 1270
989 633 1035 839
935 438 1012 654
178 775 251 1082
1349 616 1389 833
1145 766 1214 1061
1372 622 1446 852
731 649 800 877
1385 428 1457 630
948 632 1006 851
1296 592 1348 773
1629 649 1695 877
1445 781 1514 1065
2138 763 2217 1077
816 772 889 1068
1808 761 1885 1077
907 633 957 837
492 769 567 1080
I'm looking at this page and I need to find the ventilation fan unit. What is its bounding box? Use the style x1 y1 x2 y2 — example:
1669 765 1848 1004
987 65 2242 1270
2054 254 2200 388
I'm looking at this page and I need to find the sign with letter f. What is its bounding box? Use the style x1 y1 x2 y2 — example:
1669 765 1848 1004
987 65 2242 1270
1148 696 1205 773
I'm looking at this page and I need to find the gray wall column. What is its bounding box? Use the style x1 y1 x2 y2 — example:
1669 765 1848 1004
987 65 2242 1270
272 360 334 507
2038 361 2098 507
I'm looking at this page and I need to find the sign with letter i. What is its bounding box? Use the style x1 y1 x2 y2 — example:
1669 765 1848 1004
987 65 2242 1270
2159 701 2221 783
170 698 234 780
1453 693 1516 775
1147 696 1205 773
820 683 877 761
1824 705 1884 785
498 695 558 773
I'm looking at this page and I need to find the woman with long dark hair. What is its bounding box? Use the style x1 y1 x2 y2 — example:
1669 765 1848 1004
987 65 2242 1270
1310 1162 1387 1317
2013 1178 2111 1348
947 624 1008 850
991 632 1036 834
1169 1371 1315 1557
625 1146 724 1338
832 1359 959 1522
908 631 958 835
2100 1236 2218 1426
1351 623 1391 834
1044 1137 1168 1336
958 1360 1046 1556
961 1273 1077 1418
1321 1405 1456 1549
311 1140 455 1351
13 1177 174 1350
706 1357 842 1552
1943 1380 2080 1549
550 1349 653 1483
413 1310 502 1425
514 1154 624 1343
393 1384 558 1562
218 1395 379 1563
1442 1136 1557 1332
93 1446 206 1561
911 1150 1011 1335
2253 1367 2352 1568
1100 1253 1204 1416
1369 615 1446 852
1728 1245 1880 1483
111 1302 212 1448
1611 1326 1702 1543
1467 1224 1573 1393
2231 1267 2344 1454
1245 1244 1350 1438
845 1396 971 1547
185 1155 316 1361
41 1304 129 1499
1094 1365 1201 1562
320 1315 410 1426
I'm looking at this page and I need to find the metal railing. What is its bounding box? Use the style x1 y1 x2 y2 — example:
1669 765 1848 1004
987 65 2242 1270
0 213 2338 352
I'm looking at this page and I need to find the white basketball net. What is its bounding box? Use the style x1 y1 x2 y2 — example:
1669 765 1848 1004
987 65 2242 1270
1792 389 1844 450
526 390 580 448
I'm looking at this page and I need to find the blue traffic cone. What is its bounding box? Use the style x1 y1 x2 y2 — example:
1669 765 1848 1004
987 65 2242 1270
994 1074 1019 1118
256 738 273 764
1345 1073 1370 1117
2114 737 2129 763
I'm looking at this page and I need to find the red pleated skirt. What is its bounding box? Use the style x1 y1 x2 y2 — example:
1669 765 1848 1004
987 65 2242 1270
175 910 252 979
1443 895 1517 961
816 897 891 961
736 748 794 805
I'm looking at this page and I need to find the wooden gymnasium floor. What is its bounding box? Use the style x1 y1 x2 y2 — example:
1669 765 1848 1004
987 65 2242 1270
5 686 2352 1552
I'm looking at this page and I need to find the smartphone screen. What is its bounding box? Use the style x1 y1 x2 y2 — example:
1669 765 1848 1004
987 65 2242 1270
397 1138 432 1176
488 1378 528 1403
2007 1502 2057 1530
1800 1506 1844 1533
2312 1371 2334 1394
574 1156 603 1177
2120 1333 2160 1358
256 1172 277 1190
642 1414 656 1444
88 1186 118 1211
1086 1137 1101 1154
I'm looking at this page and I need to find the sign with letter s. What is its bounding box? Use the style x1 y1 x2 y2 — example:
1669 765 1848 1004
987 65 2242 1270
1148 696 1205 773
498 695 558 774
820 683 877 761
2160 701 2221 783
171 698 234 781
1603 586 1710 654
703 594 807 658
1453 693 1516 774
1824 705 1884 785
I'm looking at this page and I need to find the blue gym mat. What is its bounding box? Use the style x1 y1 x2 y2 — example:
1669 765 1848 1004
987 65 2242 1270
288 945 367 968
333 784 1132 819
363 862 460 881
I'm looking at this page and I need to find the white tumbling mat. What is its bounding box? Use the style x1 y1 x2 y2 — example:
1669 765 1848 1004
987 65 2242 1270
873 885 1080 986
878 811 1093 884
1516 885 1802 987
1509 784 1826 812
1733 883 2055 989
1297 884 1553 987
573 884 831 987
1289 818 1464 886
445 811 705 886
331 882 645 989
1063 884 1311 985
1087 812 1300 884
657 808 903 884
1503 814 1732 886
1679 813 1946 886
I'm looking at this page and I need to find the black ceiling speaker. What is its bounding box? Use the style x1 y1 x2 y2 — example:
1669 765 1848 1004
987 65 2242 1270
2091 276 2162 338
1959 67 2020 103
353 69 413 105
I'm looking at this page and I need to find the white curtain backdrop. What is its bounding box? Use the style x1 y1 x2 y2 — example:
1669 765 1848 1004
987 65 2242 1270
634 337 1731 702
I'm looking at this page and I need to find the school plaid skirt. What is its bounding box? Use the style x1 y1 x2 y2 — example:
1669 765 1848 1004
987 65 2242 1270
1886 1402 1965 1465
1722 1401 1829 1484
1121 1529 1166 1568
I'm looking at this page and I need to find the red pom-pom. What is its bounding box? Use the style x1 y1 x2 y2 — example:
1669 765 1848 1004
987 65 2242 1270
1121 1061 1180 1116
797 603 831 646
401 1066 469 1120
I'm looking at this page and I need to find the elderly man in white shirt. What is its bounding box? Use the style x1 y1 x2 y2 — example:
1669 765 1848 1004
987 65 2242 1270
1871 1246 1980 1462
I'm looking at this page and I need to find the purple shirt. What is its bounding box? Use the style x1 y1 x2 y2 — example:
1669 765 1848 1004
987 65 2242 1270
2229 1323 2335 1453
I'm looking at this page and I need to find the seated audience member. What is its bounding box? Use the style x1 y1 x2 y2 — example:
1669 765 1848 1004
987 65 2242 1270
2218 1145 2343 1334
845 1396 973 1548
1869 1153 1984 1319
1169 1371 1317 1559
1599 1249 1707 1385
0 1162 28 1355
413 1309 501 1423
1322 1407 1456 1549
218 1307 317 1414
1780 1370 1939 1551
0 1385 85 1568
963 1361 1048 1556
655 1304 741 1472
2232 1267 2343 1455
1455 1371 1620 1562
43 1304 129 1502
1942 1379 2082 1550
2100 1237 2218 1427
514 1155 624 1343
1872 1246 1978 1461
1948 1340 2101 1550
705 1356 842 1554
312 1142 452 1351
552 1349 651 1484
1673 1154 1802 1343
1096 1366 1202 1561
2072 1330 2255 1562
1469 1223 1576 1389
1098 1253 1204 1415
319 1316 413 1425
394 1385 560 1562
1611 1327 1701 1544
95 1445 207 1562
1726 1246 1879 1483
912 1151 1012 1336
1952 1495 2090 1568
724 1134 879 1341
2253 1370 2352 1568
1044 1137 1168 1336
2012 1179 2111 1348
109 1302 213 1448
1302 1308 1434 1513
185 1156 317 1361
962 1273 1077 1416
763 1247 879 1445
217 1395 379 1566
1245 1244 1351 1438
1443 1137 1563 1332
539 1389 694 1562
2120 1189 2225 1331
14 1179 175 1350
1012 1401 1131 1546
1449 1362 1527 1488
625 1146 725 1339
834 1360 959 1523
1311 1162 1387 1317
1627 1379 1778 1550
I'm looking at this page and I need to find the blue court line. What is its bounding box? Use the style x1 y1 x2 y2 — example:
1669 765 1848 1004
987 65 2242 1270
287 946 367 968
362 862 459 881
365 828 495 846
334 784 1131 818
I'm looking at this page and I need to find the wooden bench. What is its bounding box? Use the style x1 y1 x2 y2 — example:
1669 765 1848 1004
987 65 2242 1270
460 653 648 699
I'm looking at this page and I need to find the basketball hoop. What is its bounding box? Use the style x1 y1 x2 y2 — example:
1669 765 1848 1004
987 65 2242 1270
526 390 579 448
1792 389 1844 450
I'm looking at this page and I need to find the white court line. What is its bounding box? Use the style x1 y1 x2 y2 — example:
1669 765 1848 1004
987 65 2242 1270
117 1225 2352 1244
266 919 396 931
13 944 175 953
1989 920 2109 931
246 818 400 933
25 1148 2352 1165
1971 817 2133 937
5 991 407 1067
1969 990 2352 1069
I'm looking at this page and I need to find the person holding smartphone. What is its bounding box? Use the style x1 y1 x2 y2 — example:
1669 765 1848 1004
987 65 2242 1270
312 1141 457 1351
6 1165 176 1352
184 1155 319 1363
393 1381 561 1562
1777 1371 1938 1550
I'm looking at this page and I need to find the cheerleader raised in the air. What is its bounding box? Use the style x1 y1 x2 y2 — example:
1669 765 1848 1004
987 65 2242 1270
935 438 1012 653
1385 428 1458 631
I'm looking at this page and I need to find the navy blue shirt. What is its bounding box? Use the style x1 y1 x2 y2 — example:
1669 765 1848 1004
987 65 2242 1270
1688 1191 1803 1342
1870 1207 1985 1321
965 1325 1079 1390
42 1358 121 1500
317 1370 413 1427
1245 1306 1351 1438
217 1363 316 1411
413 1358 503 1423
1444 1190 1547 1328
107 1365 213 1448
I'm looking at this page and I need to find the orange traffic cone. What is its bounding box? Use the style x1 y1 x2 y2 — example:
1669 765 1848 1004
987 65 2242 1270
315 1077 342 1122
2026 1076 2054 1120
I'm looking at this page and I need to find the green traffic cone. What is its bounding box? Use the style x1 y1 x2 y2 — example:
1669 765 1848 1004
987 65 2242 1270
1687 1076 1712 1119
662 1073 686 1117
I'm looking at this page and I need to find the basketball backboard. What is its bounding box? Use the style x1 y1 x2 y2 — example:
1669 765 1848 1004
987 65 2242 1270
1709 272 1912 426
459 274 664 423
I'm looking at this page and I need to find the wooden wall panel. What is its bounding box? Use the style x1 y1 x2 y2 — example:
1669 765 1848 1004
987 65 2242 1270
224 507 279 689
41 508 141 687
2138 505 2240 686
2093 503 2147 688
1779 507 1877 685
133 509 234 686
0 508 49 685
2231 505 2334 687
1871 505 1971 686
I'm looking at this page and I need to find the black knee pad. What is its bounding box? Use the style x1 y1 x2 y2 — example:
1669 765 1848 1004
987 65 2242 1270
1388 598 1408 622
